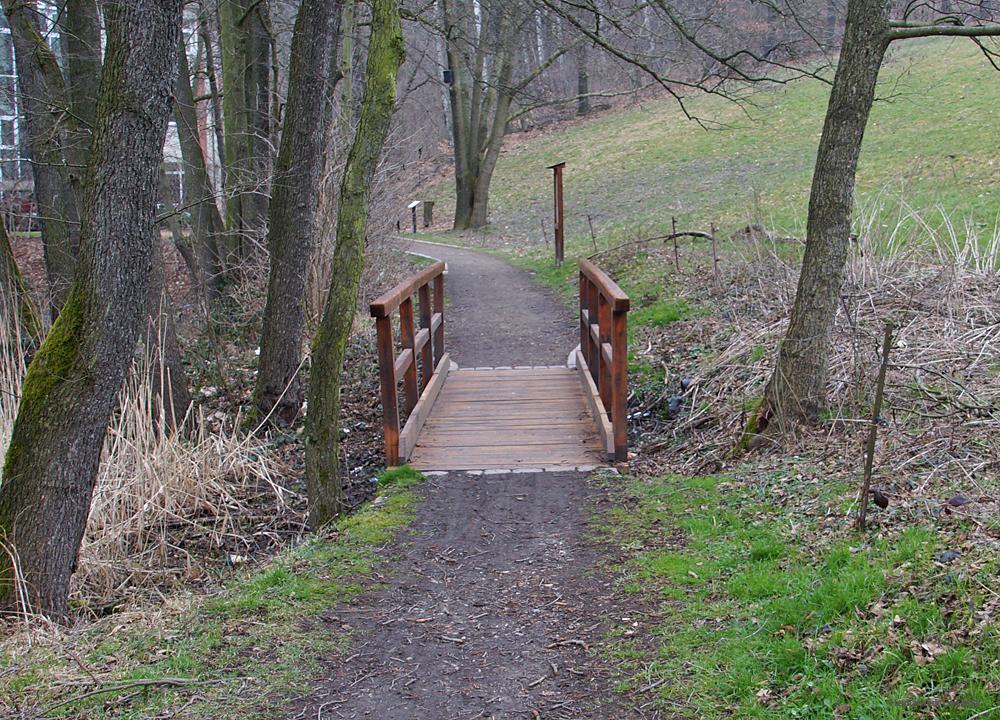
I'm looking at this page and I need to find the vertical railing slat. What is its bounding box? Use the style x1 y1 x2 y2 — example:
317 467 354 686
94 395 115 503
611 307 628 461
399 297 419 414
598 293 612 412
579 270 588 361
433 273 445 367
418 283 433 391
587 279 599 385
374 315 400 466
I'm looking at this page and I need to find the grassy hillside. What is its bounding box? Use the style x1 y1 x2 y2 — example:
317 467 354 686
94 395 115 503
425 38 999 254
418 40 1000 719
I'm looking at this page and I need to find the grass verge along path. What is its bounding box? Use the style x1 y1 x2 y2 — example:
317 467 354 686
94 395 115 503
1 467 423 719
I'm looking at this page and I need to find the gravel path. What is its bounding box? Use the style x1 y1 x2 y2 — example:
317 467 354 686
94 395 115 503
400 239 577 368
293 242 632 719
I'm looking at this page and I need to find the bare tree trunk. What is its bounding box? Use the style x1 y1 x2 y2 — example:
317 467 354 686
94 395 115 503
254 0 344 424
246 0 273 227
0 221 42 348
200 4 228 196
759 0 889 434
0 0 182 619
219 0 272 263
175 35 225 305
576 41 590 116
307 0 404 526
145 238 193 435
444 0 522 230
62 0 102 201
2 0 80 314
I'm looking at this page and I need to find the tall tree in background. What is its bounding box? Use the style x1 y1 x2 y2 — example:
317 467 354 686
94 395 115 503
442 0 577 229
254 0 345 423
174 34 226 306
2 0 81 313
0 221 41 348
758 0 1000 435
61 0 102 189
307 0 404 525
0 0 182 619
219 0 273 263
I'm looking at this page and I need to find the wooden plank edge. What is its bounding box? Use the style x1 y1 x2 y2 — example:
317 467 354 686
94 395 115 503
399 352 451 462
575 348 614 459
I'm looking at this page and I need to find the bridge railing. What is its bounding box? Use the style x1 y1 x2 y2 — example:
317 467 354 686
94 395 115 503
370 261 449 466
577 258 630 462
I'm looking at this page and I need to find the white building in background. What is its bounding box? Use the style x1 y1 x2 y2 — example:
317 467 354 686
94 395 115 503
0 12 187 222
0 18 29 195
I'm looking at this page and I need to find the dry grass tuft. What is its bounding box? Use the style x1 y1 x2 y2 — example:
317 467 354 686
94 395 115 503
629 204 1000 517
0 300 290 617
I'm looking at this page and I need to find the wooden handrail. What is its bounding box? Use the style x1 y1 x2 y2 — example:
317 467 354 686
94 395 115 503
576 259 629 462
370 261 446 317
370 262 449 466
579 258 630 312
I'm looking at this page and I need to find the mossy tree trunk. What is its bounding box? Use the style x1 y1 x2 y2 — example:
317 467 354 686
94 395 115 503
253 0 344 424
306 0 404 527
2 0 81 314
0 0 182 619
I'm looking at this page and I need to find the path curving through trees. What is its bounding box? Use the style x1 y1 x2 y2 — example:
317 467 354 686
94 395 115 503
295 241 631 719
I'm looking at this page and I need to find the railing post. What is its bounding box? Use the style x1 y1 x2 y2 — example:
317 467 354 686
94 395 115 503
433 273 445 366
611 308 628 461
598 293 612 413
418 283 433 390
374 315 400 466
399 297 419 414
579 269 587 360
587 279 599 386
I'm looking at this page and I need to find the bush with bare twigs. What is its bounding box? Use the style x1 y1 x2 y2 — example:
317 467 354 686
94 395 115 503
628 204 1000 516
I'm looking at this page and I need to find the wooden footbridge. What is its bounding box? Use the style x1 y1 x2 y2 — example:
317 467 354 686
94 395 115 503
370 259 629 471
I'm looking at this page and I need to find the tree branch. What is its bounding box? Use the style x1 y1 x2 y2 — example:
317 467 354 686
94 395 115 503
888 22 1000 41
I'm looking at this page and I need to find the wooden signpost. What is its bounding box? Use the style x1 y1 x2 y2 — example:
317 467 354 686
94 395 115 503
547 162 565 265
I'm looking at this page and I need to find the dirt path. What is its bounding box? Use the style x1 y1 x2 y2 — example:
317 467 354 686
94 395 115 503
295 243 633 719
400 239 577 368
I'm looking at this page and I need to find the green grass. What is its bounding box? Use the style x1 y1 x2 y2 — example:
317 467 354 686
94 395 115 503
425 39 999 273
599 473 1000 719
0 466 425 719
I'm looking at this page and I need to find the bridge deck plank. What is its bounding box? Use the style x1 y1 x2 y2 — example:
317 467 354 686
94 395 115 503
409 367 606 471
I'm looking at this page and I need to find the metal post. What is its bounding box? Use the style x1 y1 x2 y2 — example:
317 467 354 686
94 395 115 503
547 162 566 265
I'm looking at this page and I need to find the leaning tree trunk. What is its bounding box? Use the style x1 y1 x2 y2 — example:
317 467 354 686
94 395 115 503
0 0 182 619
307 0 404 527
758 0 890 435
2 0 80 314
253 0 344 424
